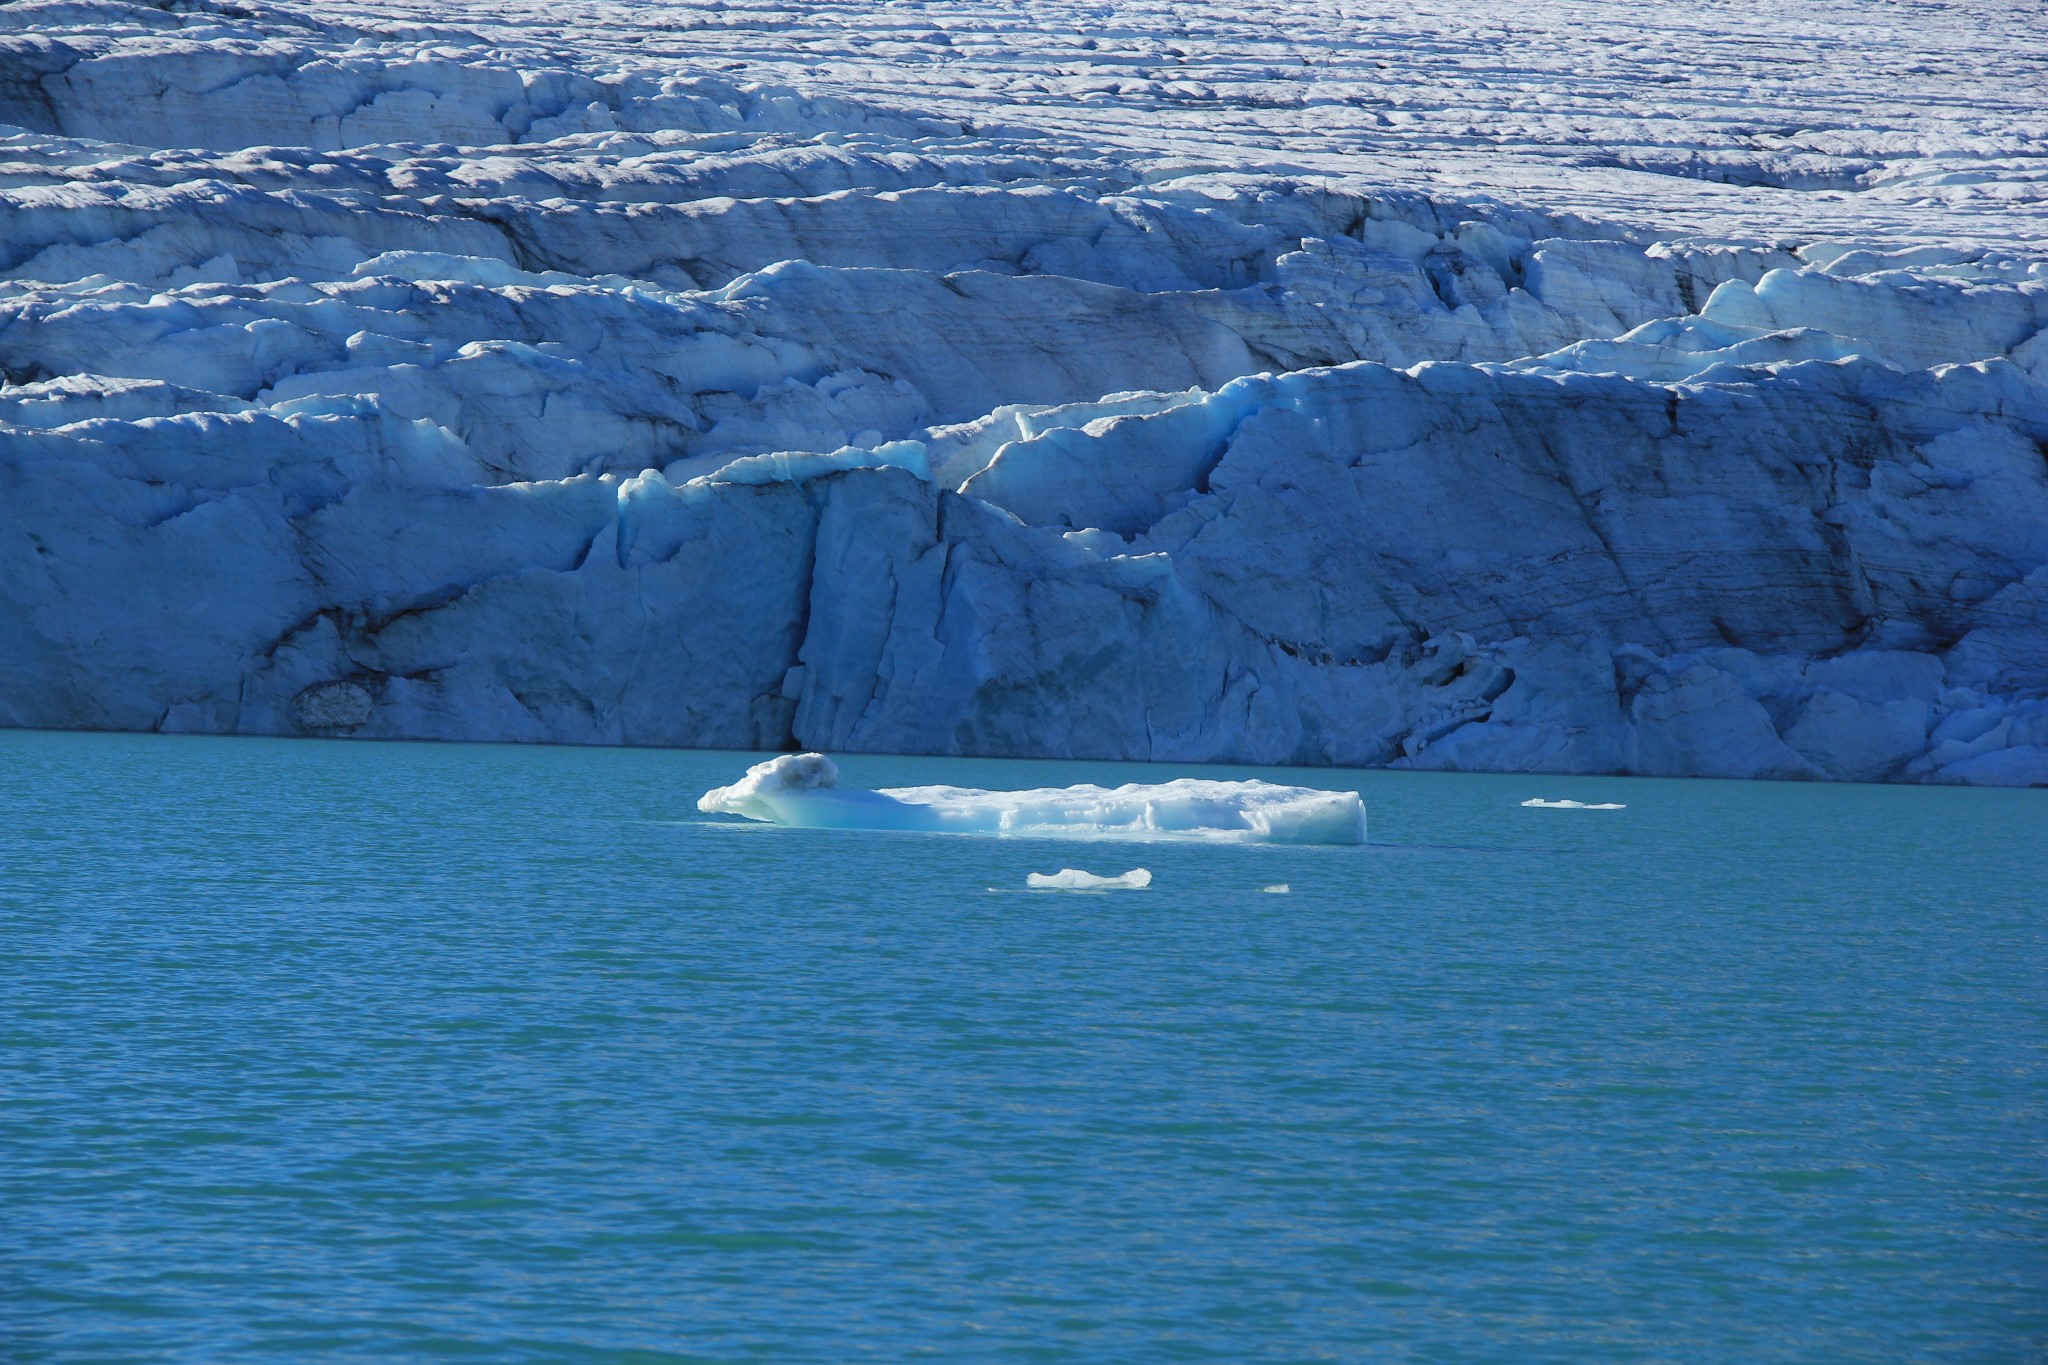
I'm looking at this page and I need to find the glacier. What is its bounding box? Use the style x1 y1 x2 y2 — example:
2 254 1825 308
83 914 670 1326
2 0 2046 784
698 753 1368 844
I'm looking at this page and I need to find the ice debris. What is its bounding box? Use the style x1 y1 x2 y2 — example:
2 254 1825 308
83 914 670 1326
1026 868 1153 890
1521 799 1628 810
697 755 1368 844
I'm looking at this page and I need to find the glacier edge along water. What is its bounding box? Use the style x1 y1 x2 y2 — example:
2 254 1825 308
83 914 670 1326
5 0 2048 788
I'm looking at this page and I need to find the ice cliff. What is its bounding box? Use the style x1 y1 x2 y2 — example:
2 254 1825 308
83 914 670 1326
3 0 2046 784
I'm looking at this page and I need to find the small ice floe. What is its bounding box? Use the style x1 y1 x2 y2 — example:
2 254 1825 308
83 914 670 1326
1521 798 1627 810
1261 883 1291 894
1026 868 1152 890
698 753 1367 844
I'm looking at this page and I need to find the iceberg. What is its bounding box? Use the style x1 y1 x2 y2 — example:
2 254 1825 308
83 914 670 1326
1026 869 1153 890
697 755 1368 845
1521 799 1628 810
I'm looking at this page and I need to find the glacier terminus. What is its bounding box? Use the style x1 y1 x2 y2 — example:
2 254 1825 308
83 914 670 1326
3 0 2046 784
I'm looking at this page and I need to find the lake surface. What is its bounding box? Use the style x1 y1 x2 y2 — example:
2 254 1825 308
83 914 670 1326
2 730 2043 1362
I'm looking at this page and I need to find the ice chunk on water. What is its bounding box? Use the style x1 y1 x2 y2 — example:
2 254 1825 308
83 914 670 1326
694 750 844 822
1026 868 1152 890
1521 798 1627 809
1262 884 1291 894
698 754 1367 844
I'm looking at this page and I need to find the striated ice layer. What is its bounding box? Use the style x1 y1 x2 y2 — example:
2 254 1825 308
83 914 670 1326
698 755 1368 845
1026 869 1152 890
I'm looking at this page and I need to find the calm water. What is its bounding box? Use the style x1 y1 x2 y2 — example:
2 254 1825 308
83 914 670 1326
2 730 2043 1363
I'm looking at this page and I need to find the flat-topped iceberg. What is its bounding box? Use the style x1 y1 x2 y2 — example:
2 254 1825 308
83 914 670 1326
697 754 1367 845
1026 868 1152 890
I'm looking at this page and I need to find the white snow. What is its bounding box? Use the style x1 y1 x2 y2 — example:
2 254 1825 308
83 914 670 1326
1027 868 1152 890
1 0 2045 786
698 754 1368 844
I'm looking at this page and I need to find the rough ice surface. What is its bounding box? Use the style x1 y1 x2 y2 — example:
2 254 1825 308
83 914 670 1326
1027 869 1152 891
698 755 1369 845
2 0 2046 785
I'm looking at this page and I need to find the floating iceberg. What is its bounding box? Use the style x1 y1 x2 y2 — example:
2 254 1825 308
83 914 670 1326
1262 884 1292 895
1026 868 1152 890
1521 798 1628 810
697 755 1367 844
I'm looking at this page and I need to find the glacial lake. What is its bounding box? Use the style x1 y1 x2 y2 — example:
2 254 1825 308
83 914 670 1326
3 729 2042 1362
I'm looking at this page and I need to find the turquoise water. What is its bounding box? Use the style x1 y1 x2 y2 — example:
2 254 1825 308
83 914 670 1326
2 730 2043 1363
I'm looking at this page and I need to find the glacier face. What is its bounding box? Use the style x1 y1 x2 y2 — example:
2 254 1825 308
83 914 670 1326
3 0 2047 784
